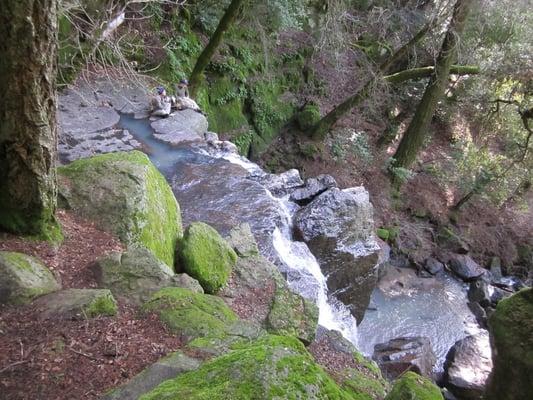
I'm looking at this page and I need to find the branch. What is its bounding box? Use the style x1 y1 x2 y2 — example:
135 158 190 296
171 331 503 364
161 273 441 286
384 65 479 84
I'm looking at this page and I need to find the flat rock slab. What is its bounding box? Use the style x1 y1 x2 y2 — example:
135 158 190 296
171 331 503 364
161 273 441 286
151 110 208 145
449 254 486 281
34 288 117 320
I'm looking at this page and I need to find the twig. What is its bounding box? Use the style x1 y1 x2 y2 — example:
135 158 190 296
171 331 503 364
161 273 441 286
0 360 30 374
68 346 99 361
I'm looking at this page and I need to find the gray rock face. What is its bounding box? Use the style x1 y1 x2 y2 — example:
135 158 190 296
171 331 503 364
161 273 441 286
251 169 304 197
443 332 492 400
294 187 380 323
93 247 203 305
151 109 208 145
0 252 60 305
425 257 444 275
449 254 486 281
468 279 491 307
33 289 117 320
289 174 337 204
103 351 201 400
373 336 437 380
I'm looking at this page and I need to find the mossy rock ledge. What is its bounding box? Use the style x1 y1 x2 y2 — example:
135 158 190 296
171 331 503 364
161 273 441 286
179 222 237 294
142 287 239 341
0 251 60 305
385 372 443 400
486 288 533 400
139 335 358 400
57 151 182 267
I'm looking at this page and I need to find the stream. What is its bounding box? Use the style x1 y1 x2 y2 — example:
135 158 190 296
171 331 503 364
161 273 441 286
118 113 479 372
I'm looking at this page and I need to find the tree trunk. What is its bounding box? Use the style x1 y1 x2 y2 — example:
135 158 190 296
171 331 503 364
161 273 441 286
0 0 59 238
384 65 479 84
391 0 472 174
189 0 244 96
310 22 432 140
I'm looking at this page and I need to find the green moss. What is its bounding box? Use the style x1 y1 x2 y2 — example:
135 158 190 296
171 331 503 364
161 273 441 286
85 292 118 317
296 103 321 131
179 222 237 294
376 228 390 241
58 151 182 268
142 287 238 339
385 372 443 400
140 335 354 400
206 76 249 135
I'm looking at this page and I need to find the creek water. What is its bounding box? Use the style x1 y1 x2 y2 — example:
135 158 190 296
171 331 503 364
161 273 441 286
119 113 478 372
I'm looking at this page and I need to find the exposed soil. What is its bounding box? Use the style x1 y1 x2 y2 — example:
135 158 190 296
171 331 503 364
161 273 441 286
0 211 182 400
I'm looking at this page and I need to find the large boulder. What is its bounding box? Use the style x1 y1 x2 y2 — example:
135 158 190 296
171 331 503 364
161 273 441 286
289 174 338 204
448 255 486 281
373 337 436 380
151 109 208 145
33 288 117 320
294 187 380 323
385 371 444 400
486 288 533 400
57 151 182 267
0 252 60 305
179 222 237 294
142 287 239 341
443 332 492 400
92 247 203 305
139 335 356 400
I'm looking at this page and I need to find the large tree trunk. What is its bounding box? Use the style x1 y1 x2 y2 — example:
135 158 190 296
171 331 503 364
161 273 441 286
189 0 244 96
391 0 472 174
0 0 59 238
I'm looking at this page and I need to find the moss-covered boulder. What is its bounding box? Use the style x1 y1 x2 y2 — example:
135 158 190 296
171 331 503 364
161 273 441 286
296 102 321 131
57 151 181 267
179 222 237 294
140 335 355 400
0 251 60 305
267 283 319 344
142 287 238 340
34 288 117 319
486 288 533 400
385 372 443 400
93 247 203 305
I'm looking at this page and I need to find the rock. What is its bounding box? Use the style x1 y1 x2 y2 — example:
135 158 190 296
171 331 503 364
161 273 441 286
251 169 304 197
140 335 353 400
425 257 444 275
489 257 503 280
266 283 319 344
468 279 491 307
173 273 204 294
296 103 321 130
142 287 238 340
289 174 338 204
58 151 182 267
0 252 60 305
448 254 486 281
93 248 203 305
294 187 380 323
34 289 117 320
179 222 237 294
468 302 487 327
204 131 219 142
486 288 533 400
443 332 492 400
151 109 208 145
489 286 512 305
436 227 469 254
373 337 437 380
103 351 201 400
225 224 259 257
385 371 444 400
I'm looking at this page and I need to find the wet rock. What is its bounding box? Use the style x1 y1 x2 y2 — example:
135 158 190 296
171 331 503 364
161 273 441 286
448 254 486 281
295 187 380 323
468 279 491 307
251 169 304 197
425 257 444 275
468 302 487 327
289 174 337 204
225 224 259 258
489 286 512 304
93 248 203 305
103 351 201 400
179 222 237 294
486 288 533 400
151 109 208 145
34 289 117 320
385 371 444 400
489 257 503 280
0 252 60 305
58 151 182 268
443 332 492 400
373 336 437 380
204 131 219 142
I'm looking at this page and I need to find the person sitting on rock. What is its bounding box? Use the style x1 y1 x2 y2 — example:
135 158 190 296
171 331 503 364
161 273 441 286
150 86 172 117
173 79 203 114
